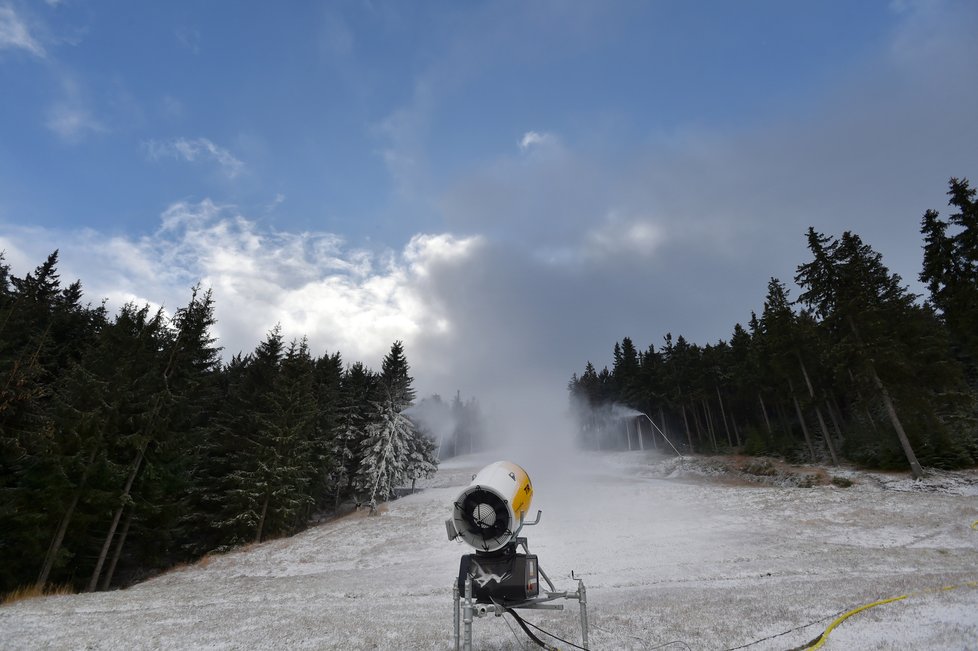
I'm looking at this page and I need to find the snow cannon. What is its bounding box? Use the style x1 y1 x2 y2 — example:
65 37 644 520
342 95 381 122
446 461 535 553
448 462 591 650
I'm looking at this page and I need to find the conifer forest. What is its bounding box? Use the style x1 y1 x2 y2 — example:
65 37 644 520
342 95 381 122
0 265 455 594
569 178 978 474
2 177 977 599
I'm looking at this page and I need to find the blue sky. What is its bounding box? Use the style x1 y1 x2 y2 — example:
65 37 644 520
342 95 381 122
2 1 896 237
1 1 977 423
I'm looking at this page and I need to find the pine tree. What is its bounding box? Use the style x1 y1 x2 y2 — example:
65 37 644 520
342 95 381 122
920 178 978 383
354 341 436 510
355 396 413 510
404 424 438 492
612 337 642 408
206 327 286 548
332 361 376 507
83 303 171 592
261 338 318 536
115 286 224 585
309 351 343 512
796 229 929 477
0 252 106 593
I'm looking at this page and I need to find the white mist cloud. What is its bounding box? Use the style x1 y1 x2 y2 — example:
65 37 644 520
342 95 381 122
44 76 106 143
45 103 105 142
518 130 555 152
144 137 245 179
583 213 665 261
0 200 480 369
0 5 45 57
174 25 200 54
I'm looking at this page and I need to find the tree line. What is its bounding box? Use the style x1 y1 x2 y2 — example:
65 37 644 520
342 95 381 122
0 258 438 596
411 391 489 460
569 178 978 475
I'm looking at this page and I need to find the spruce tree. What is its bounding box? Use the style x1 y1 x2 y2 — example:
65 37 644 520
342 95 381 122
332 361 375 507
309 351 343 512
921 178 978 383
354 341 436 510
796 229 927 476
205 327 285 548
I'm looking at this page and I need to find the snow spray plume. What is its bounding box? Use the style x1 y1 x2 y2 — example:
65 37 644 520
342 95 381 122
402 397 456 459
476 378 584 487
570 398 655 452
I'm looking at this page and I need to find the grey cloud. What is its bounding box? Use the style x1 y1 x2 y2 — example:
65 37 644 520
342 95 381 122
404 0 978 434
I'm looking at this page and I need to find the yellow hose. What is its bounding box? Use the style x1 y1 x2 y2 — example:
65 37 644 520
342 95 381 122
799 520 978 649
805 595 907 650
804 580 978 649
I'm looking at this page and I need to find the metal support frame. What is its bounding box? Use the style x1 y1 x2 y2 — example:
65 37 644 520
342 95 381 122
463 576 473 651
453 537 589 650
453 581 460 651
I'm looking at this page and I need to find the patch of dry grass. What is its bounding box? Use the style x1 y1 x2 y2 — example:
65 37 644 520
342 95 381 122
1 583 74 607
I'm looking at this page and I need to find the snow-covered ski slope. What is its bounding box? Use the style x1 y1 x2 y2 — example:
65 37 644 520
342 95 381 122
2 451 977 650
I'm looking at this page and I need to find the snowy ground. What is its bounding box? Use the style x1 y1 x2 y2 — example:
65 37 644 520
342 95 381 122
2 451 977 650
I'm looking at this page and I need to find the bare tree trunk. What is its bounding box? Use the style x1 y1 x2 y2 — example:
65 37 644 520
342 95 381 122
681 404 694 452
657 407 666 451
715 385 734 447
694 402 708 448
788 381 817 463
825 400 846 444
702 399 718 451
868 362 924 479
758 393 773 434
776 401 791 436
814 405 839 466
87 443 146 592
846 316 923 478
846 369 879 431
636 418 645 451
255 492 270 543
797 355 838 465
100 505 134 591
37 445 98 589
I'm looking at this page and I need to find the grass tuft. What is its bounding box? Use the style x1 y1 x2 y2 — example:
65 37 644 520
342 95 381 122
1 583 75 606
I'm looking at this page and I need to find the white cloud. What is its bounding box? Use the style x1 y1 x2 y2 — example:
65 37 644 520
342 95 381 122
0 5 45 57
174 25 200 54
44 76 107 143
583 213 665 260
518 130 556 152
45 103 105 142
144 137 245 179
404 233 482 277
0 201 476 369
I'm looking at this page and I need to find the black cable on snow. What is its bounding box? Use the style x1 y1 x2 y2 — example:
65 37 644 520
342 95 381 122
504 606 589 651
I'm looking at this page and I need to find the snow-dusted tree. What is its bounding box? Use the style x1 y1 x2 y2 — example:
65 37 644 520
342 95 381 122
355 396 414 509
332 361 376 507
404 426 438 492
354 341 436 509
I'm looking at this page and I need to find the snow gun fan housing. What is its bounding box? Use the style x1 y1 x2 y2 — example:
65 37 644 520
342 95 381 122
448 461 533 553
